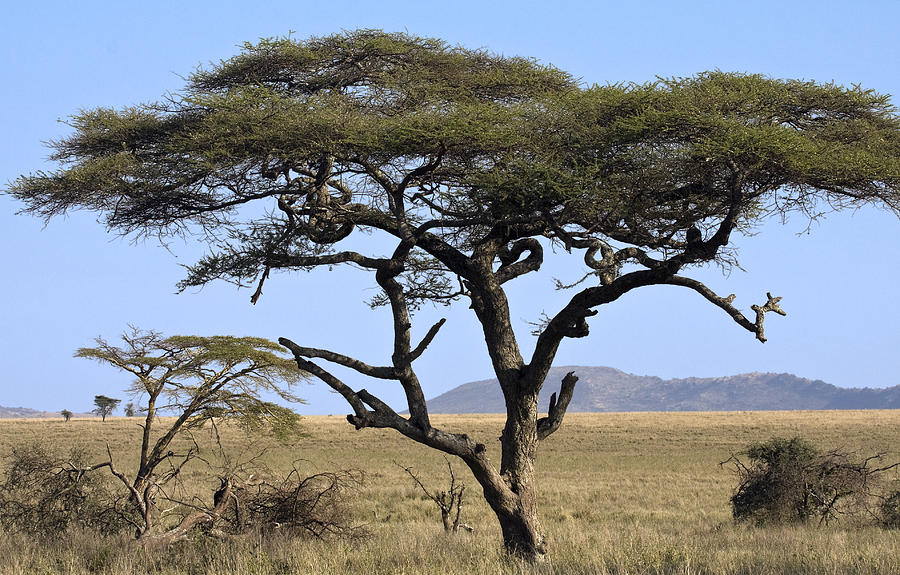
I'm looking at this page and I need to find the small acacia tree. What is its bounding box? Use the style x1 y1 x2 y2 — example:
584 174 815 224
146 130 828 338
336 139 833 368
6 31 900 560
92 395 120 422
74 328 305 540
60 409 72 422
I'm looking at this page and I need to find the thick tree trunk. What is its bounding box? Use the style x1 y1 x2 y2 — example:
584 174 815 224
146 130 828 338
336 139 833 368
497 505 546 561
498 391 547 561
467 455 547 563
441 509 452 532
464 265 549 561
466 386 547 562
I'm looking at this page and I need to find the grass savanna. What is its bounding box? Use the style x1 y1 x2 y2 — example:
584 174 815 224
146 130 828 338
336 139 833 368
1 410 898 574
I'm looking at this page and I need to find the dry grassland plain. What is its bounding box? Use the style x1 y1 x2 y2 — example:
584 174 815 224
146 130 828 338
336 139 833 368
0 410 898 574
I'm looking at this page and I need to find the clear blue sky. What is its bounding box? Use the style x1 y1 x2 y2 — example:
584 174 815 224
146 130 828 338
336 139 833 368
2 1 899 414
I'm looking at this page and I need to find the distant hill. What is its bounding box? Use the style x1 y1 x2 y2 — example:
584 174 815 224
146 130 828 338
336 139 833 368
0 405 60 418
425 367 900 413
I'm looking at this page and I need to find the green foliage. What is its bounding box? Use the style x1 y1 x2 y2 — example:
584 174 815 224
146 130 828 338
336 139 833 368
91 396 120 422
76 328 305 437
6 31 898 301
1 30 895 311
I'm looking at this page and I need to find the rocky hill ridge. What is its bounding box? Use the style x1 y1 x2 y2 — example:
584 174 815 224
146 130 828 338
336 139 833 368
425 367 899 413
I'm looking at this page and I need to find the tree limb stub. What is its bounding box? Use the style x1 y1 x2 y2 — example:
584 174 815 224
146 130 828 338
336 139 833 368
751 292 787 343
406 318 447 364
563 309 598 339
537 372 577 440
249 265 270 305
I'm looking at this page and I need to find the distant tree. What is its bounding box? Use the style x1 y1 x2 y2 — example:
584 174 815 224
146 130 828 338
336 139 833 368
74 327 306 540
124 403 135 417
92 395 120 422
6 31 900 561
60 409 72 422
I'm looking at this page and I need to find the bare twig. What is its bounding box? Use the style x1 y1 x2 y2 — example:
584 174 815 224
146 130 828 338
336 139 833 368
397 458 472 533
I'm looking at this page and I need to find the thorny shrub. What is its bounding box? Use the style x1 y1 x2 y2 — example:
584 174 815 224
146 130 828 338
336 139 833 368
221 465 365 539
723 436 898 526
0 442 133 537
0 442 364 543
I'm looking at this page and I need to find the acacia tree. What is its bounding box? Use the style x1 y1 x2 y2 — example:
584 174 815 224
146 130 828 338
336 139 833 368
6 31 900 560
75 328 304 539
92 395 120 422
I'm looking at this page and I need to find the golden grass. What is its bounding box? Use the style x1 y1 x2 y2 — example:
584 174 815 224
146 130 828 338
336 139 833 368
0 411 898 574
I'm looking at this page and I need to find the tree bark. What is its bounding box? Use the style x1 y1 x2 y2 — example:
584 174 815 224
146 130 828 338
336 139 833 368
497 390 547 561
461 444 547 562
496 504 547 562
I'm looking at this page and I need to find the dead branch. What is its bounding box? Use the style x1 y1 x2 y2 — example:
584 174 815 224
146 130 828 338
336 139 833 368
665 276 786 342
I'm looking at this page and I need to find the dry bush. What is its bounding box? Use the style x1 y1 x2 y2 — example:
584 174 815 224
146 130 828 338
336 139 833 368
222 465 365 539
0 442 133 537
724 436 898 526
879 488 900 529
0 439 364 544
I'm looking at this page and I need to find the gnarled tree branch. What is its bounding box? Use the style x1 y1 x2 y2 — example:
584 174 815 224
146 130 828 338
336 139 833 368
278 339 369 421
273 343 397 379
663 276 786 342
496 239 544 284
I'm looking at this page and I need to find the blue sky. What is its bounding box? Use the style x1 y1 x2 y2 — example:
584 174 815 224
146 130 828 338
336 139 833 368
2 1 899 414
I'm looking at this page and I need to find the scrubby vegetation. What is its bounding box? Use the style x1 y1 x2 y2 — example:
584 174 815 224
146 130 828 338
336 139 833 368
0 432 363 546
0 442 128 537
0 411 898 574
880 488 900 529
724 436 899 526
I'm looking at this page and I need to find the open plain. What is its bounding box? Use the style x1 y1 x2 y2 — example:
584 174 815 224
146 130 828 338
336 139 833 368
0 410 898 574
